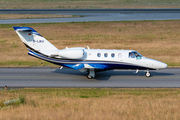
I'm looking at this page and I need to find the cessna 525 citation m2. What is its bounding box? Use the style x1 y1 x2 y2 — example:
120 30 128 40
13 26 167 79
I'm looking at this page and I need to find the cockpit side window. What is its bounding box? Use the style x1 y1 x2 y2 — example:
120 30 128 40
134 52 142 59
129 51 142 59
129 52 135 58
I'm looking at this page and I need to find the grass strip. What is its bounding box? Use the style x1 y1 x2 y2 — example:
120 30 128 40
0 14 80 20
1 0 180 9
0 88 180 119
0 61 57 67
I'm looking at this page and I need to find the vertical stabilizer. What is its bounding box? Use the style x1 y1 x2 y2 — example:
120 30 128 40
13 26 58 55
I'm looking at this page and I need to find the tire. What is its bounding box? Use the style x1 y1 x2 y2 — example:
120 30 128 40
145 71 151 77
87 75 93 79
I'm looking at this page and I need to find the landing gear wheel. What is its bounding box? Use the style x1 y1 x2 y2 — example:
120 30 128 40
87 69 95 79
87 75 93 79
145 71 151 77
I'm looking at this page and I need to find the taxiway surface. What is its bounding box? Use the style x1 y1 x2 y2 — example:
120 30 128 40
0 9 180 24
0 68 179 88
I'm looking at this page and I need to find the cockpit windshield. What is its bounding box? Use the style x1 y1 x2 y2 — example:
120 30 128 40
129 51 143 59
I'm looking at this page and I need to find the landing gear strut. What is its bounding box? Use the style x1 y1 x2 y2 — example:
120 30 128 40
87 69 95 79
145 71 151 77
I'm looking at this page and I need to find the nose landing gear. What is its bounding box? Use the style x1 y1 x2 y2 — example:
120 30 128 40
145 71 151 77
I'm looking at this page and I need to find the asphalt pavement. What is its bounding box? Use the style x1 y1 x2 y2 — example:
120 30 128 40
0 68 179 88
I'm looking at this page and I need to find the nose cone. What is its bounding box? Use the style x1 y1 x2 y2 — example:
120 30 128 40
151 59 167 69
157 62 168 69
144 58 168 70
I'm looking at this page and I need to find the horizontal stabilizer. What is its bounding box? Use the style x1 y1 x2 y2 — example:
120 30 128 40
13 27 33 32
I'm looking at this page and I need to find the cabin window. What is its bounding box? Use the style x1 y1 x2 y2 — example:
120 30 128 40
97 53 101 57
104 53 108 57
118 53 122 58
111 53 115 58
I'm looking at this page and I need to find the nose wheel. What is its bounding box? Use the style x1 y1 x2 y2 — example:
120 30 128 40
145 71 151 77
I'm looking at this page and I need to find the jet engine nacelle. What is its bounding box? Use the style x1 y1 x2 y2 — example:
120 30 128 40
58 49 84 59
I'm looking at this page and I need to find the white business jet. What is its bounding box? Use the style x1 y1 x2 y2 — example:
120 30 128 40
13 26 167 79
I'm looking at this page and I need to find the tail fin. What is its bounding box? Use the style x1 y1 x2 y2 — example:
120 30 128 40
13 26 58 56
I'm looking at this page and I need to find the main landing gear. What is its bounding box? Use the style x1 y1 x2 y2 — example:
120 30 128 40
87 69 95 79
145 71 151 77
